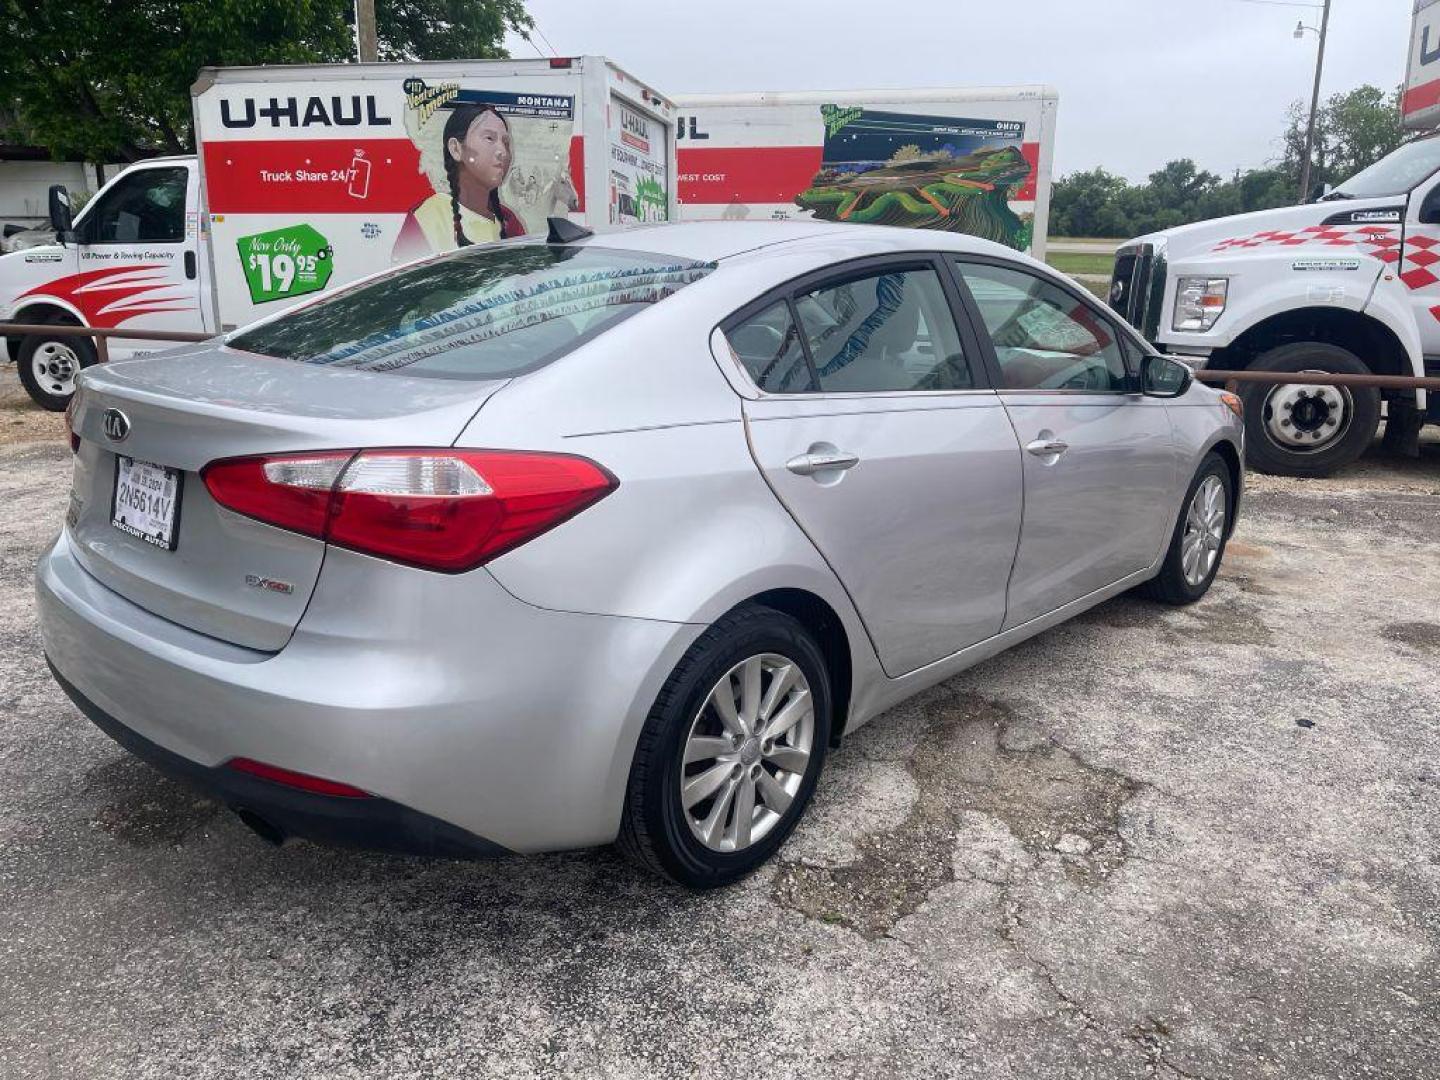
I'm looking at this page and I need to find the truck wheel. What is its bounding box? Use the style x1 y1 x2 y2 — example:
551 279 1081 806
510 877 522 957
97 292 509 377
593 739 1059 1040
17 319 95 411
1240 342 1380 478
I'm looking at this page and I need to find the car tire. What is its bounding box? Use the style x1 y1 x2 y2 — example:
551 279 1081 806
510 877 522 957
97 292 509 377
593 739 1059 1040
618 603 832 888
17 318 96 411
1140 452 1233 605
1239 342 1380 478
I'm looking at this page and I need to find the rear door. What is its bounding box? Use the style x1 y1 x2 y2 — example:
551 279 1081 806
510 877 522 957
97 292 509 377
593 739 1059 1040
952 257 1176 629
70 163 208 358
729 256 1023 677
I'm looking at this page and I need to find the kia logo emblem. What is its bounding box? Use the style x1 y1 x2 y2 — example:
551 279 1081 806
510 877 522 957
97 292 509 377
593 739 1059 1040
102 408 130 442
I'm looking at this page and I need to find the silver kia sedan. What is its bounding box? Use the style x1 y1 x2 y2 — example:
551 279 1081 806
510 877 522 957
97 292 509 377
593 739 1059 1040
38 221 1243 887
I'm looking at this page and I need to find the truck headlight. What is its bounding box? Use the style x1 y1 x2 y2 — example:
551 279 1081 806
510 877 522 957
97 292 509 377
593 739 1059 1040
1173 277 1228 332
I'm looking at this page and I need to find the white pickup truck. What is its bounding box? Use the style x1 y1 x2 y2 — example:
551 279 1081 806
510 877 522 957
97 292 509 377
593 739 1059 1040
1111 136 1440 477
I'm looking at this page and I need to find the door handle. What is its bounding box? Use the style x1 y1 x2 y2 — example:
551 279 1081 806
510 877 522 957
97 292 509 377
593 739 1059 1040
1025 437 1069 457
786 450 860 476
184 250 197 280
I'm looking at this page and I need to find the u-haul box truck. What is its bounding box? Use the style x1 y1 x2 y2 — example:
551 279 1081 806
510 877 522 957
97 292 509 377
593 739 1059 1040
0 57 676 408
672 86 1058 257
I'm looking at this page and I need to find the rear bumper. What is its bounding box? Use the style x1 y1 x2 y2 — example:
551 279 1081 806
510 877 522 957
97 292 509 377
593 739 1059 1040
37 529 702 854
49 661 509 858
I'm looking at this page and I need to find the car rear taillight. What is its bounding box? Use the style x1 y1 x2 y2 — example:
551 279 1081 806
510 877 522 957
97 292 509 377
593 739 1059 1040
202 449 616 572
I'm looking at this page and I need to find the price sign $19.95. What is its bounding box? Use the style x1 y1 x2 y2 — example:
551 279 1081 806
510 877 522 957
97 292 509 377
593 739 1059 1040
236 224 334 305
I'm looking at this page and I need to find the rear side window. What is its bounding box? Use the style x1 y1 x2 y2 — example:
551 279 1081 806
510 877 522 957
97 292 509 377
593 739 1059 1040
726 301 816 393
724 266 972 394
229 244 715 380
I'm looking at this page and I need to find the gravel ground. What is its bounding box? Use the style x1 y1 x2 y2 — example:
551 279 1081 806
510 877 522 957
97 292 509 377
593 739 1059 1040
0 403 1436 1079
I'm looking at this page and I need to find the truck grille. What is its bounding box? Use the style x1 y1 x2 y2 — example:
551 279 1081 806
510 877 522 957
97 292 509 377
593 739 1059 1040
1108 243 1166 342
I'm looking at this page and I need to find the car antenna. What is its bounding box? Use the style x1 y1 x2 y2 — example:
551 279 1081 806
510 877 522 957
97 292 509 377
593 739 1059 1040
547 217 593 244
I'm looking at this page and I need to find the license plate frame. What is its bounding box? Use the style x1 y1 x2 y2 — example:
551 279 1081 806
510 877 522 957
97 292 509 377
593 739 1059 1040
111 456 183 551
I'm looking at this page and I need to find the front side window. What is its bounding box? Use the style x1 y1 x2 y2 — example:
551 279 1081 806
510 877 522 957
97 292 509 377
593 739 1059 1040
81 167 188 244
229 244 714 380
955 261 1130 392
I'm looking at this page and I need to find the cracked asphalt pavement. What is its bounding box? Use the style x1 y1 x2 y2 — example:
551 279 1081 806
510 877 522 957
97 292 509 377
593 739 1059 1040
2 410 1437 1078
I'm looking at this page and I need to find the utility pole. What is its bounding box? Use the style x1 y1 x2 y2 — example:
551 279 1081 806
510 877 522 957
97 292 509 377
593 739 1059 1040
1297 0 1332 202
356 0 378 63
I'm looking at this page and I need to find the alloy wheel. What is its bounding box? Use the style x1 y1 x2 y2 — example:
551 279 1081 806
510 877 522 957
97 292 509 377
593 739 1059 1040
680 653 814 853
1181 475 1226 588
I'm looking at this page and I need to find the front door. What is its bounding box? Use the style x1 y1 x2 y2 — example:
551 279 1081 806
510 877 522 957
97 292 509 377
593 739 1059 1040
1403 169 1440 359
726 259 1024 677
952 258 1177 629
71 163 207 358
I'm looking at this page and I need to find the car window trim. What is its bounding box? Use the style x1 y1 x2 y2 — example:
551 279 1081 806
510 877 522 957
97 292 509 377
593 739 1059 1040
948 253 1148 396
716 251 996 398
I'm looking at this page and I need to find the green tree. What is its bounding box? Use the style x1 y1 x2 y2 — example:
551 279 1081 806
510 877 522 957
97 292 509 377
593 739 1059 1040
1048 166 1131 237
1281 84 1406 193
0 0 532 162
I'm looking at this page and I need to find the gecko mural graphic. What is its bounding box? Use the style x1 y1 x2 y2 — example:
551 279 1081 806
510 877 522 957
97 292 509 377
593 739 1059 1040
797 107 1033 250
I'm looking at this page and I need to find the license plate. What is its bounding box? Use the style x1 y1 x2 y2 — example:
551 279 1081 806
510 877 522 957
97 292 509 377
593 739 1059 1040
111 456 182 551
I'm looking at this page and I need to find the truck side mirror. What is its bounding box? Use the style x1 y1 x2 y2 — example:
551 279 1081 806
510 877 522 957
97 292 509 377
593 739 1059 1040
1420 186 1440 225
47 184 74 243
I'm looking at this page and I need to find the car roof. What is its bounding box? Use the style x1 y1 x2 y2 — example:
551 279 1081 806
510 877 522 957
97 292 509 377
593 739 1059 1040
591 220 1021 263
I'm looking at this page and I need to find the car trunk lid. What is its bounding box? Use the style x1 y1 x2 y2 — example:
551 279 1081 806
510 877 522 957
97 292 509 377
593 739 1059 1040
66 343 505 651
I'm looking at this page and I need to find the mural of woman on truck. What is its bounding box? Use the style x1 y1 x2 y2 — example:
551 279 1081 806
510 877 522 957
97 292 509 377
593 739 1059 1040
393 104 525 259
796 106 1034 250
392 80 579 262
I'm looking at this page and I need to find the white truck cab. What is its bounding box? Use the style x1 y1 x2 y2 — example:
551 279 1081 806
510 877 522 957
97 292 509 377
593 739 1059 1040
1111 135 1440 476
1 157 211 409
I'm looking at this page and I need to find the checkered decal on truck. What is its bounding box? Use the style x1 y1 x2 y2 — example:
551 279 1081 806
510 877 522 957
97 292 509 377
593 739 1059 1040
1213 225 1440 322
1212 224 1401 257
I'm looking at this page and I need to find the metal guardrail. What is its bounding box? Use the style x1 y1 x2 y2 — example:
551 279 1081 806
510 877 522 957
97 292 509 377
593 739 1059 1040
0 321 212 363
1195 369 1440 392
3 321 1440 394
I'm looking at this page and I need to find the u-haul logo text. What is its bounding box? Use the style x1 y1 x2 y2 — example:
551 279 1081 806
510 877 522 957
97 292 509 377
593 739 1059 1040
220 95 393 129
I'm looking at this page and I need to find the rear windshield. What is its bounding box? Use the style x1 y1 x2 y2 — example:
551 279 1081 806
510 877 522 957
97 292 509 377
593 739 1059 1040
227 243 715 379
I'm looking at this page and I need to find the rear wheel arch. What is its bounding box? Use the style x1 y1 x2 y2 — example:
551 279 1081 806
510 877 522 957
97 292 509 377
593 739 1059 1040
748 588 853 746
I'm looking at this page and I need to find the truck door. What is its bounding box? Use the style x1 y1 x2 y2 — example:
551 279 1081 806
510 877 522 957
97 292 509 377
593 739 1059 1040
1403 169 1440 360
67 163 207 358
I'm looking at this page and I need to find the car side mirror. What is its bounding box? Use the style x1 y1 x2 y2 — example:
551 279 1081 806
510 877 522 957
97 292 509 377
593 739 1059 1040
1141 353 1193 398
47 184 75 244
1421 186 1440 225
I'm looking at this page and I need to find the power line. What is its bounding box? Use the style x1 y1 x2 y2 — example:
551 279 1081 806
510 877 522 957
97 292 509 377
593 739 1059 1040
531 20 560 57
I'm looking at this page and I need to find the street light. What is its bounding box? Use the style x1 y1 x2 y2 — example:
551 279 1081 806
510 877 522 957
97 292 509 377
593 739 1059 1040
1295 0 1332 203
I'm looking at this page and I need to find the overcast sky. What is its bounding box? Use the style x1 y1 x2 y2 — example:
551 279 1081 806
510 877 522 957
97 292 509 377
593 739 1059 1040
505 0 1413 182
